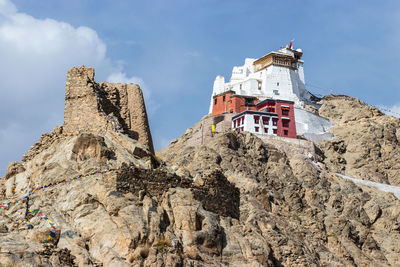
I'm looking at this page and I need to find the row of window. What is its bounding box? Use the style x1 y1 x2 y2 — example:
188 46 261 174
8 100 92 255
235 116 290 128
254 127 277 134
254 127 289 136
234 117 245 127
264 106 290 115
253 115 279 126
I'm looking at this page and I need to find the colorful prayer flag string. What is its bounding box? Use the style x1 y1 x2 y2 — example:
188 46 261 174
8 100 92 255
25 208 57 243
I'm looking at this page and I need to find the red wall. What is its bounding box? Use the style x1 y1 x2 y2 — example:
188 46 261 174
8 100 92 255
211 93 256 116
212 94 296 139
211 92 232 116
275 101 296 138
257 100 296 138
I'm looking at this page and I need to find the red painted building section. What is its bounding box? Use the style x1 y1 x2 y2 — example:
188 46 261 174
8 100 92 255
256 99 296 138
211 91 257 116
211 91 297 138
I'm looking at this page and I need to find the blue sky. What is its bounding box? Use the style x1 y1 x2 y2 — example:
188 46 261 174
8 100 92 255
0 0 399 176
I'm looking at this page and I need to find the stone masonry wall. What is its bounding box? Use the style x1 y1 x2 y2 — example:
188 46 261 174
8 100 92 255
101 82 154 154
63 67 106 134
63 66 154 153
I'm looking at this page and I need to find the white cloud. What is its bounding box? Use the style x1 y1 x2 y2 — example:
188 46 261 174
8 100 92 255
0 0 16 15
0 0 146 175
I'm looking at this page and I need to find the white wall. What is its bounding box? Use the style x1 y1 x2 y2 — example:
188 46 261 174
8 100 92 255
294 108 332 135
233 113 277 136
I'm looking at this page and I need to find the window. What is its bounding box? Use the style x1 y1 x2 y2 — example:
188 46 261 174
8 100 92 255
264 128 268 133
282 119 289 128
241 127 244 132
284 130 288 136
281 106 290 116
214 99 217 105
255 126 259 132
262 117 269 125
277 82 279 86
258 81 262 90
240 84 242 90
254 115 260 124
223 95 226 102
272 118 278 126
230 109 233 113
237 119 240 126
241 117 244 124
273 129 277 134
233 120 237 128
245 98 253 105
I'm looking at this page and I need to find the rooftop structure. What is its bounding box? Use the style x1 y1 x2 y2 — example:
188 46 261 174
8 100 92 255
209 42 312 114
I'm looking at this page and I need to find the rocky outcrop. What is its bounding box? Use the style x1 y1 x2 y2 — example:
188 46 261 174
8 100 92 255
2 75 400 267
64 66 154 153
158 131 400 266
317 95 400 186
2 123 400 266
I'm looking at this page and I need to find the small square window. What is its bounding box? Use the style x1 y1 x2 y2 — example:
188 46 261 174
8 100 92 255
264 128 268 133
254 115 260 124
255 126 259 132
284 130 288 136
273 129 277 134
223 96 226 102
282 120 289 128
214 99 217 105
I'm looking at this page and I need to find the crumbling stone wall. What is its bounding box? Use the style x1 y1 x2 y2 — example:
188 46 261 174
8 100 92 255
116 167 240 219
63 66 154 153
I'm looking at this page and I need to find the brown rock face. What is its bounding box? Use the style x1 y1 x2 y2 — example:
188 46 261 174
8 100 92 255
2 78 400 266
317 95 400 185
2 124 400 266
158 132 400 266
63 66 154 153
71 133 114 161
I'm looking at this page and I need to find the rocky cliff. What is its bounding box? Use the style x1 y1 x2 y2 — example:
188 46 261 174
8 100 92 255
1 87 400 266
317 95 400 186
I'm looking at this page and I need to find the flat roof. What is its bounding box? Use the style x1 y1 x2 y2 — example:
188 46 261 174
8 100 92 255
253 48 303 65
257 98 295 106
232 110 278 119
212 90 258 99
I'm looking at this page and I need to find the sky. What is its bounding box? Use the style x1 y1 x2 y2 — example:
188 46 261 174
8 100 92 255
0 0 399 176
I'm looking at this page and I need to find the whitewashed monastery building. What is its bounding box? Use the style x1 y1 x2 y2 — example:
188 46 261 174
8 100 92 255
208 43 332 137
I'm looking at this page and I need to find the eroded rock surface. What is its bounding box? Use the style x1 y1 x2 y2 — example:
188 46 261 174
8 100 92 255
1 94 400 266
317 95 400 186
157 131 400 266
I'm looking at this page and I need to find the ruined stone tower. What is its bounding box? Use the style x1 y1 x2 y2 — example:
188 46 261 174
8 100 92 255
63 66 154 153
